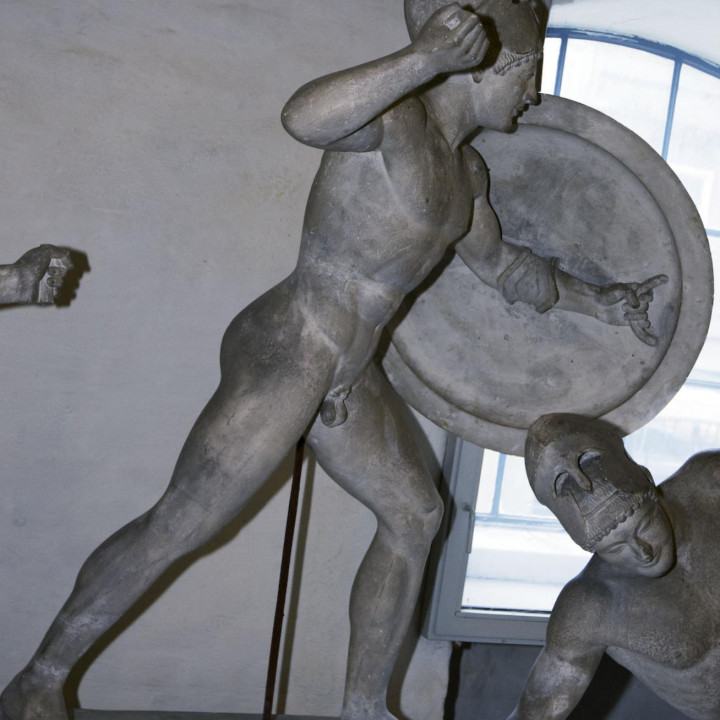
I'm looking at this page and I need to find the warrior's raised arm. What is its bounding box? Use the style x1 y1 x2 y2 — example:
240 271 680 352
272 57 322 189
281 4 488 150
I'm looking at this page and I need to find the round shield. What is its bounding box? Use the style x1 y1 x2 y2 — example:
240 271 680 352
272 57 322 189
382 95 713 455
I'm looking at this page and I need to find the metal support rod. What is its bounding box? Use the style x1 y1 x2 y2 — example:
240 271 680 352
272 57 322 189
263 437 306 720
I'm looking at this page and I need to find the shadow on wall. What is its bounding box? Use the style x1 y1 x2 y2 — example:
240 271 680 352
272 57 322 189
450 643 688 720
275 453 316 715
54 249 90 308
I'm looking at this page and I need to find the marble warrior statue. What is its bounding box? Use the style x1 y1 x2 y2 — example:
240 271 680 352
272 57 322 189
510 413 720 720
2 3 666 719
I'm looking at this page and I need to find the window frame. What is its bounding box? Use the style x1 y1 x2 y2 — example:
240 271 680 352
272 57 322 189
421 29 720 644
548 28 720 237
422 436 549 644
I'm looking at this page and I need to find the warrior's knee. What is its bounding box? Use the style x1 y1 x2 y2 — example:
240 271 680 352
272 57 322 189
387 493 443 555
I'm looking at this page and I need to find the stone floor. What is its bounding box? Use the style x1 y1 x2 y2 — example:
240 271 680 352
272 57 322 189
76 713 336 720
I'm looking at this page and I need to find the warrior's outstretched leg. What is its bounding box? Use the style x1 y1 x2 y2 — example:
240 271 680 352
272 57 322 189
307 363 443 720
2 285 336 720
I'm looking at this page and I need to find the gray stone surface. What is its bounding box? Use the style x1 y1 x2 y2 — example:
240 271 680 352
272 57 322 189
453 643 687 720
75 714 335 720
510 413 720 719
384 95 713 455
79 715 231 720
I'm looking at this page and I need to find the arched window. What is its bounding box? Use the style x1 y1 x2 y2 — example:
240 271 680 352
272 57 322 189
424 32 720 644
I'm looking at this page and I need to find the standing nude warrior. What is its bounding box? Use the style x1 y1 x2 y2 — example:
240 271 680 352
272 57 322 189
1 3 665 719
511 414 720 720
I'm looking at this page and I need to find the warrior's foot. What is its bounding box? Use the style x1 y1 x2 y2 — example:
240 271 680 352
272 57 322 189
0 667 69 720
341 697 398 720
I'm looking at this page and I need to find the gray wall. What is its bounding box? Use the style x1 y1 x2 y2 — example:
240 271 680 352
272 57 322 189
0 1 449 716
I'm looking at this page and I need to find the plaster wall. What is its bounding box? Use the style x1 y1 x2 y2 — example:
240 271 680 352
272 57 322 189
0 1 449 716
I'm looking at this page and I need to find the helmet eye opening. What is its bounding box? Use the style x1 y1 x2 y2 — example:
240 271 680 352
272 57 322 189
578 449 603 473
554 471 575 497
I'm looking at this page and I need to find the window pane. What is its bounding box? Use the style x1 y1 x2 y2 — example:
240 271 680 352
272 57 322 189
625 239 720 478
464 450 590 614
686 238 720 383
464 516 590 613
559 39 674 153
667 65 720 231
624 383 720 483
457 43 720 628
540 36 561 94
497 454 549 517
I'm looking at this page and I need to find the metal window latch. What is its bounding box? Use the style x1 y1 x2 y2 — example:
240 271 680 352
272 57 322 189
462 502 476 554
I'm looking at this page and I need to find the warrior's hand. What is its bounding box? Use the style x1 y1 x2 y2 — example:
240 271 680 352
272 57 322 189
596 274 669 346
413 4 489 76
16 244 74 304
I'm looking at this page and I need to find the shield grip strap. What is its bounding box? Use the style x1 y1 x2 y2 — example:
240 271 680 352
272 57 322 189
498 249 559 314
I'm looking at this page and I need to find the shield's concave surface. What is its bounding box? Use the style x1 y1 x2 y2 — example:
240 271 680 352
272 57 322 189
382 95 713 455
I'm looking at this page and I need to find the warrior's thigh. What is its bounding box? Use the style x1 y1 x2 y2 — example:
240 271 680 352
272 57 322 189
307 363 442 530
159 354 333 532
